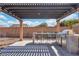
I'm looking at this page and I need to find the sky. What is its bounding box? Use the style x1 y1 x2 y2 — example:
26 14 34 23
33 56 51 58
23 19 57 27
0 12 79 27
60 12 79 22
0 12 19 27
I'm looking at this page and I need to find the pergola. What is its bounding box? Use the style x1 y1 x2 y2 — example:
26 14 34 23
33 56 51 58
0 3 79 41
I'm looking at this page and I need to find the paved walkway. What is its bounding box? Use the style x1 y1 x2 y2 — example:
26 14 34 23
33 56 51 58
51 43 75 56
9 40 33 46
0 44 56 56
0 40 76 56
9 39 56 46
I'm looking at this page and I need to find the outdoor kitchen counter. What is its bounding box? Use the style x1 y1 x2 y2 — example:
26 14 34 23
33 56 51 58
67 34 79 54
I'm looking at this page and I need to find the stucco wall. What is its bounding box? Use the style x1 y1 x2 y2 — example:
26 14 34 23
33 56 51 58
0 27 57 38
0 27 68 38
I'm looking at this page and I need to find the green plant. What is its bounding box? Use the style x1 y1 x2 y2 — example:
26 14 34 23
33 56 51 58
62 19 79 29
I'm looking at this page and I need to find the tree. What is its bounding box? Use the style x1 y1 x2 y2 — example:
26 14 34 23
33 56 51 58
61 19 79 35
62 19 79 29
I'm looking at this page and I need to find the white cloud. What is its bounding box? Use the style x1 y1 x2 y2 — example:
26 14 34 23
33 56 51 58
23 21 32 25
7 21 19 24
45 19 57 27
60 12 79 22
34 21 43 26
0 20 10 27
23 19 57 27
23 20 42 27
0 15 7 19
33 21 42 26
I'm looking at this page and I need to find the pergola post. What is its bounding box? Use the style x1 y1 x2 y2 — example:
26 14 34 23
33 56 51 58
77 8 79 12
0 7 2 11
56 21 63 46
19 20 23 41
56 22 61 32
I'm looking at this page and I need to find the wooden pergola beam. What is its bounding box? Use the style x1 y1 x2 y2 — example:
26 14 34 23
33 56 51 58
0 7 2 11
57 3 79 21
57 7 77 21
77 8 79 12
5 7 72 10
56 6 79 32
57 6 79 22
1 7 21 21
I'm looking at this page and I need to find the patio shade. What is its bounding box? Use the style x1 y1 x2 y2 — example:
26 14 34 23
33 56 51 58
0 3 79 19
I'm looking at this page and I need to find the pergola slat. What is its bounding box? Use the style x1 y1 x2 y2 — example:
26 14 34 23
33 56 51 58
0 3 78 19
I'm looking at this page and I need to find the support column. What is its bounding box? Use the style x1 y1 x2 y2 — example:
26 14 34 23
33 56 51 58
0 7 2 11
19 20 23 41
56 22 61 32
77 8 79 12
56 21 62 45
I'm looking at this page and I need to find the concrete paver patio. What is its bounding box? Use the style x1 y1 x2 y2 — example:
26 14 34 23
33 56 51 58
0 40 75 56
